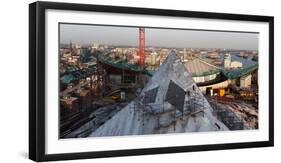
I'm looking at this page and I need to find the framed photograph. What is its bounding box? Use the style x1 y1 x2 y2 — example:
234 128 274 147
29 1 274 161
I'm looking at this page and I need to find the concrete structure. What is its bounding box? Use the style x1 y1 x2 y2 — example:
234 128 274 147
223 53 243 69
240 74 252 88
138 27 145 65
75 89 92 110
150 51 158 65
91 43 99 50
199 80 231 94
89 51 228 137
230 61 243 69
207 51 220 59
184 58 221 84
60 96 79 112
182 48 189 62
224 53 231 69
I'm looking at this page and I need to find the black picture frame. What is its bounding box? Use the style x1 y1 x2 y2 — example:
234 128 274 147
29 1 274 162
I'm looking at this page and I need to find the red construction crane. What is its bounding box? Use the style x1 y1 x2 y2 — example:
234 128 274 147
138 27 145 65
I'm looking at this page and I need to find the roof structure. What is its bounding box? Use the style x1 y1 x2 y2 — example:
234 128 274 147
60 67 96 84
184 58 221 77
89 50 228 137
222 63 258 79
143 86 159 104
165 80 186 113
96 52 152 76
215 54 258 79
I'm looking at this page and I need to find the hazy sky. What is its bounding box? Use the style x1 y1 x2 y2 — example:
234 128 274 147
60 24 258 50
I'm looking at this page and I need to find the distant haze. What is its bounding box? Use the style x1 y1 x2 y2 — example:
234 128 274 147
60 23 258 50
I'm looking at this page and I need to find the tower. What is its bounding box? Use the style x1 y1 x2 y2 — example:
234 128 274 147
69 40 73 52
138 27 145 65
224 53 231 69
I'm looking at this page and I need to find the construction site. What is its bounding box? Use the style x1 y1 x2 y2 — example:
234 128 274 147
59 27 259 138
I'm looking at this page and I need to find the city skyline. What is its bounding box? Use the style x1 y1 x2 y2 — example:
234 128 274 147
59 24 259 138
60 23 259 50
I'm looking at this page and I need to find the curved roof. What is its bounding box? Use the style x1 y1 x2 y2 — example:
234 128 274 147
185 58 221 77
96 52 152 76
223 64 258 79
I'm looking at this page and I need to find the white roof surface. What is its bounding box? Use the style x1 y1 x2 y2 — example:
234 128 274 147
90 51 228 137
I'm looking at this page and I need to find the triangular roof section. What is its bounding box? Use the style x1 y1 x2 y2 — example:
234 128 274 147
90 50 228 137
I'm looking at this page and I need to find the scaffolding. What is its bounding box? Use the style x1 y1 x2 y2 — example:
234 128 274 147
91 61 106 98
209 100 244 130
129 80 210 132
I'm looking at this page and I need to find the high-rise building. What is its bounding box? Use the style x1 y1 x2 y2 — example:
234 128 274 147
224 53 231 69
150 51 158 65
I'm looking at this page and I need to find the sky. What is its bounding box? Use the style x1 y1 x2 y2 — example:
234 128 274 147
60 23 259 50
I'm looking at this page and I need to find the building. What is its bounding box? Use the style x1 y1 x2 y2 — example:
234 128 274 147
75 89 92 111
207 51 220 59
91 43 99 50
240 74 252 88
150 51 158 65
224 53 231 69
184 58 221 85
223 53 243 69
230 61 243 69
60 96 80 112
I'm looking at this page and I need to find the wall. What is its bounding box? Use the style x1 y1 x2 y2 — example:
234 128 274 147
199 79 230 94
0 0 280 162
